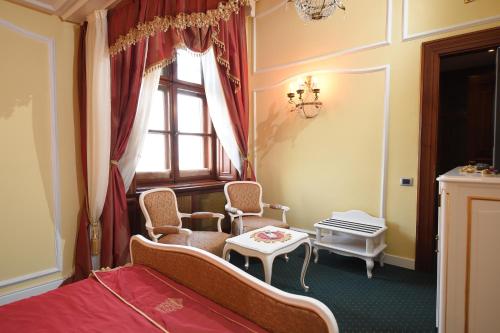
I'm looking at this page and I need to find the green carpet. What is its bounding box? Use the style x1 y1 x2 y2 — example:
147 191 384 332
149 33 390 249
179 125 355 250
228 248 436 333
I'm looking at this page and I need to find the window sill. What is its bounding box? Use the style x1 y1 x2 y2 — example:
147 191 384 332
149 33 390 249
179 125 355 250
134 179 230 196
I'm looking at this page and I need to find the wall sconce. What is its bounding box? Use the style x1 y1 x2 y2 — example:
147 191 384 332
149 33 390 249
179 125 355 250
287 75 323 118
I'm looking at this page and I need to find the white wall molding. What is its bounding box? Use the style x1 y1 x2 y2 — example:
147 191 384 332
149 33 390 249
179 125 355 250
0 18 62 288
290 227 415 270
253 0 393 74
0 278 64 306
402 0 500 41
253 64 391 218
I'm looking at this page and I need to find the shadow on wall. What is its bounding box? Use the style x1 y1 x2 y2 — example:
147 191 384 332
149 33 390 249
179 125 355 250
255 99 316 161
0 70 55 230
0 93 32 119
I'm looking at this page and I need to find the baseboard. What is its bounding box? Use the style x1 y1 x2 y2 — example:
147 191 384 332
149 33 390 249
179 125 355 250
382 254 415 270
290 227 415 270
0 278 64 306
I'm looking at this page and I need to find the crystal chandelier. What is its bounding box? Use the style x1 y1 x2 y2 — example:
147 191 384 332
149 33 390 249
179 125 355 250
289 0 346 21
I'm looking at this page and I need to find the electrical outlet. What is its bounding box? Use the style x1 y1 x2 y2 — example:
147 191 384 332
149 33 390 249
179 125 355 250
400 177 413 186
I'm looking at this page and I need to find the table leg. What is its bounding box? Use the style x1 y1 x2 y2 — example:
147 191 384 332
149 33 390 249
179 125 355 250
379 252 385 267
244 256 250 270
301 241 311 292
313 246 319 264
222 246 231 261
365 258 374 279
262 255 275 285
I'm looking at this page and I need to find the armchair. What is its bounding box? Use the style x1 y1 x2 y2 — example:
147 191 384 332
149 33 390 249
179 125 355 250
139 188 229 257
224 181 290 236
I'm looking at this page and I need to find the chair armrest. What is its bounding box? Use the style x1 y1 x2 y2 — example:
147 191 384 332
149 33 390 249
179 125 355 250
190 212 225 220
189 212 225 232
150 226 180 235
225 205 243 216
263 203 290 212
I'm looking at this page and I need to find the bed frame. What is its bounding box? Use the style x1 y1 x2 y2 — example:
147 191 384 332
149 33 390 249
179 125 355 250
130 235 339 333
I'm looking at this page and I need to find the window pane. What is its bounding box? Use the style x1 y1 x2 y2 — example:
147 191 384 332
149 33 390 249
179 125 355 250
148 89 167 131
136 133 169 172
178 135 205 170
177 93 204 133
176 49 202 84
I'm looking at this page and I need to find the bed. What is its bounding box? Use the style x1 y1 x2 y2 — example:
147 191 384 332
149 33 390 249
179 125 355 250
0 235 338 332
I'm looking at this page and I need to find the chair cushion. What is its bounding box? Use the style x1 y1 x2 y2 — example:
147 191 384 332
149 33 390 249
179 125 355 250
227 183 262 213
159 231 230 257
239 216 289 234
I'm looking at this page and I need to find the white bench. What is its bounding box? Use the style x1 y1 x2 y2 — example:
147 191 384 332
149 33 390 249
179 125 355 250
313 210 387 278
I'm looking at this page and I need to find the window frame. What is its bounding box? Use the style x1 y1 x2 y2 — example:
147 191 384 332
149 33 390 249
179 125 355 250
135 53 235 188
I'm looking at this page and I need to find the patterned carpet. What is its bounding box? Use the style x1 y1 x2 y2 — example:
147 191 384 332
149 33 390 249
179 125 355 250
228 247 437 333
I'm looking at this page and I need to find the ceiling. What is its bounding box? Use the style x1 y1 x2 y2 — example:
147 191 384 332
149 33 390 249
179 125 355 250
7 0 122 23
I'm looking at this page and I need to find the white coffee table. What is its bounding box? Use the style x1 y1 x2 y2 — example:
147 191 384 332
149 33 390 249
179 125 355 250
222 226 311 291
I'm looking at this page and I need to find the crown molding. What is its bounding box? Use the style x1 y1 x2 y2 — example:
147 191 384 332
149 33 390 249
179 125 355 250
7 0 120 23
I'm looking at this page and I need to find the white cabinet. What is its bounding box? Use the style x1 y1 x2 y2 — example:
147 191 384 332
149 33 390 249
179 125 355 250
437 168 500 333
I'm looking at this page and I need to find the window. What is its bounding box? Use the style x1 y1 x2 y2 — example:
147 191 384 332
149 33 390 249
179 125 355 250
136 49 235 186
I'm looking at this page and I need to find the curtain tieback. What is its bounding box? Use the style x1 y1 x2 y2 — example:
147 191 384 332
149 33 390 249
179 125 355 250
90 218 100 256
110 160 119 166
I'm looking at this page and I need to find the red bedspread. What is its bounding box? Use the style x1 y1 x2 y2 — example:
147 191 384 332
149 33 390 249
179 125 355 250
0 265 266 333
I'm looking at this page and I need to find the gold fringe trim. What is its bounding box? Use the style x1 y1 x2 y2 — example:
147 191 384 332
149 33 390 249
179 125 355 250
144 54 176 76
109 0 249 56
143 31 242 92
210 24 241 92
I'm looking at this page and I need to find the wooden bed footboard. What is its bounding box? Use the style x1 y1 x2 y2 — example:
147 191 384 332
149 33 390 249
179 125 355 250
130 235 338 333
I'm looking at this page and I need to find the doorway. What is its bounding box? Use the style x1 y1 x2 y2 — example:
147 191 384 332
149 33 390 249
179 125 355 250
438 50 496 175
416 27 500 272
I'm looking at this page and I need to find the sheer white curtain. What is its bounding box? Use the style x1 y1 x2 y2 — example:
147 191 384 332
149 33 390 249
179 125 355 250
119 67 162 191
201 47 242 174
85 10 111 268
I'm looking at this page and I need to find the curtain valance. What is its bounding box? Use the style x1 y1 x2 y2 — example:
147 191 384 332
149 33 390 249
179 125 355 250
108 0 249 89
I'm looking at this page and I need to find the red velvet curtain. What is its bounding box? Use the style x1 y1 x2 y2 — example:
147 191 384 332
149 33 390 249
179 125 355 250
74 23 92 280
215 9 253 180
100 41 147 268
99 0 251 268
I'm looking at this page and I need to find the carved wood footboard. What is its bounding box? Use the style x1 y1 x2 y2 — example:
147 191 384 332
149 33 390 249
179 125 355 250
130 235 339 333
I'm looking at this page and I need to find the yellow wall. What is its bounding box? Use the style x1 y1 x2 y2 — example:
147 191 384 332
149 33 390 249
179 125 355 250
251 0 500 261
0 1 82 295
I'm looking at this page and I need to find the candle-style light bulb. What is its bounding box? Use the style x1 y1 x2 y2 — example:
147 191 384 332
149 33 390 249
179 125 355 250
312 77 318 89
297 78 304 90
289 82 295 94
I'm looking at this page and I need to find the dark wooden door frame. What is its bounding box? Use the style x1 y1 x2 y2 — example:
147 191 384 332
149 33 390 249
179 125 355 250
416 27 500 272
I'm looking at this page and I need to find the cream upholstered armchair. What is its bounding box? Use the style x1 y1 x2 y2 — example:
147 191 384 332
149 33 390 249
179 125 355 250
139 188 230 257
224 181 290 236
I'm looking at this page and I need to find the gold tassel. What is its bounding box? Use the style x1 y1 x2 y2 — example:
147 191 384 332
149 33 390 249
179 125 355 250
91 221 100 256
